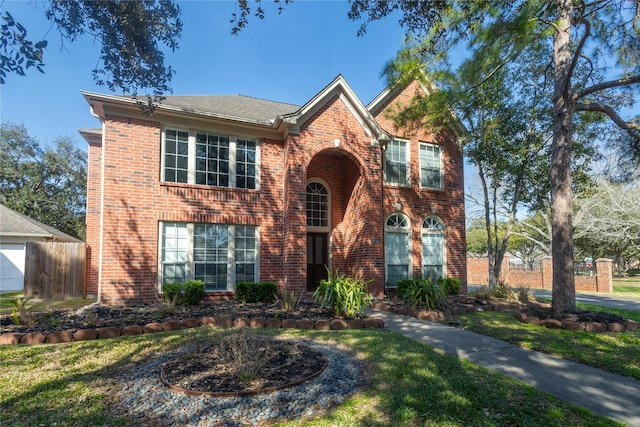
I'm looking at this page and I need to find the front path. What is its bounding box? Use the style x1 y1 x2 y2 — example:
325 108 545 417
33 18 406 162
369 309 640 426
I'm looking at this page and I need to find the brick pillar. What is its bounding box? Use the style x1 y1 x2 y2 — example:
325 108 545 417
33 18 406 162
595 258 613 293
541 256 553 290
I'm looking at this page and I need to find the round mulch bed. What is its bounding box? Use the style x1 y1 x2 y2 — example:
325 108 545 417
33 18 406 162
160 336 328 397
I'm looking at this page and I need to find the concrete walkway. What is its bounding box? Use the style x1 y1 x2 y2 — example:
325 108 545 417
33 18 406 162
369 309 640 426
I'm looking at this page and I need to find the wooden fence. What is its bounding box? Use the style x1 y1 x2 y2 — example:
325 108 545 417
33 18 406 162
24 242 86 299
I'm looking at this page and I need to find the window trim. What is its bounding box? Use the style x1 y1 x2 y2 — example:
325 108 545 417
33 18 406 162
384 212 412 286
384 138 410 187
161 127 260 190
419 141 443 190
158 221 260 292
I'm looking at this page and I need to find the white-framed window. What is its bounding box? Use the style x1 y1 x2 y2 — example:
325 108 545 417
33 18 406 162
162 128 259 190
385 213 411 286
160 222 259 291
419 142 443 189
306 180 330 231
422 216 445 279
384 139 409 186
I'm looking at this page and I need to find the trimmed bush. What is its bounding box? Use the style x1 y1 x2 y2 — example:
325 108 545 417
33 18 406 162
162 282 182 303
183 280 206 305
235 282 277 303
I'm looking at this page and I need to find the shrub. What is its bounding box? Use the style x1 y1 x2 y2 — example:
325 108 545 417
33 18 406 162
443 277 462 295
396 279 419 300
162 282 182 304
313 268 372 318
401 277 446 310
235 282 277 303
209 330 277 383
627 268 640 277
492 281 517 301
183 280 206 305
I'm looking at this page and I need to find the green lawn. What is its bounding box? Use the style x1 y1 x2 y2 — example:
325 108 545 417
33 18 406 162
0 328 621 426
452 304 640 380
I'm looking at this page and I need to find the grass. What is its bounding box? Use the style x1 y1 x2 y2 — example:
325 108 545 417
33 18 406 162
0 292 95 315
453 304 640 380
0 327 622 426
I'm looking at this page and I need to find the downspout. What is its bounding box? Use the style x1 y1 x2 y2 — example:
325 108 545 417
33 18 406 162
380 139 388 297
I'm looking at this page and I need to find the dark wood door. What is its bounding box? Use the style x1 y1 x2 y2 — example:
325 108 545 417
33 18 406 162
307 233 328 292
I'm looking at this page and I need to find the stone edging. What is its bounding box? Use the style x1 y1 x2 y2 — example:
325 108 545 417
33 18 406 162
0 316 385 346
372 300 639 333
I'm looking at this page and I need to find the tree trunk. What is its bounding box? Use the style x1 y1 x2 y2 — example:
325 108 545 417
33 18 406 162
551 0 576 314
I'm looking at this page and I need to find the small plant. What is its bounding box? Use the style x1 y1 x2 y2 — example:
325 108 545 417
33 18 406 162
515 285 535 303
235 282 277 303
11 296 36 325
275 288 302 312
154 290 179 317
401 277 446 310
162 282 182 304
313 268 372 318
210 330 277 383
183 280 206 305
443 277 462 295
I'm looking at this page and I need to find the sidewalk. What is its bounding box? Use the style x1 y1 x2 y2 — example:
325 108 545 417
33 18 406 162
369 309 640 426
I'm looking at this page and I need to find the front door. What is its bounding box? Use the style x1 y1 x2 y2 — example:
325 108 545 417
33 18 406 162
307 233 328 292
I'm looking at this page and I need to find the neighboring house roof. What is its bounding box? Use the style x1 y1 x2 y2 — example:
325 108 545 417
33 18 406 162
0 204 81 242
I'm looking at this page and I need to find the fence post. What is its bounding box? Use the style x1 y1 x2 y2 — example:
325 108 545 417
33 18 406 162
541 256 553 290
595 258 613 293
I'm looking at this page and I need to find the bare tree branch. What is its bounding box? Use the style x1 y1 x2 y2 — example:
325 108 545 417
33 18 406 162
575 102 640 140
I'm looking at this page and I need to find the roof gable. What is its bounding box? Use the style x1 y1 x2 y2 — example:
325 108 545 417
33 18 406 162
0 204 81 242
283 75 391 145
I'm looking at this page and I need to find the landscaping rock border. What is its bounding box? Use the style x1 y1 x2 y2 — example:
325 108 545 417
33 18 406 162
0 316 385 346
372 299 638 333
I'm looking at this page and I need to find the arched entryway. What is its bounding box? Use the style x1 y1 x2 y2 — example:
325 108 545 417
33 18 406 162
305 149 364 291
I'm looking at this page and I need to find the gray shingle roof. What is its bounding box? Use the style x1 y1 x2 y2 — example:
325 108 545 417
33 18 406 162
0 204 81 242
160 95 300 124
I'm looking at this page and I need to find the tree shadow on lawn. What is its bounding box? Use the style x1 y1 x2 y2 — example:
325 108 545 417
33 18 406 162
0 328 622 427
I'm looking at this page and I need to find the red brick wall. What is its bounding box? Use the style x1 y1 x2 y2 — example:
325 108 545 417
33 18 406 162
86 116 286 304
371 81 468 291
467 256 613 293
85 79 467 303
289 94 386 295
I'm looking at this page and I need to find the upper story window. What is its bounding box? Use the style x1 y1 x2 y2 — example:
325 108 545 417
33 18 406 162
419 142 443 189
162 128 258 190
384 139 409 186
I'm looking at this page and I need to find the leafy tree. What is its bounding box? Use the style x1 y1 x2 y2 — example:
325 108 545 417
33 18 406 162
574 180 640 276
0 123 86 240
1 0 182 103
349 0 640 314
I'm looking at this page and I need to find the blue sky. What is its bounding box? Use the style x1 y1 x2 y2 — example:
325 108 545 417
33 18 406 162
1 1 408 148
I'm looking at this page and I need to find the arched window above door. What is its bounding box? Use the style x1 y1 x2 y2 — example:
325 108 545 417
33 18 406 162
306 181 330 231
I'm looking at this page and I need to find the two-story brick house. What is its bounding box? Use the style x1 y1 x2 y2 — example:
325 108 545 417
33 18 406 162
80 75 467 305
